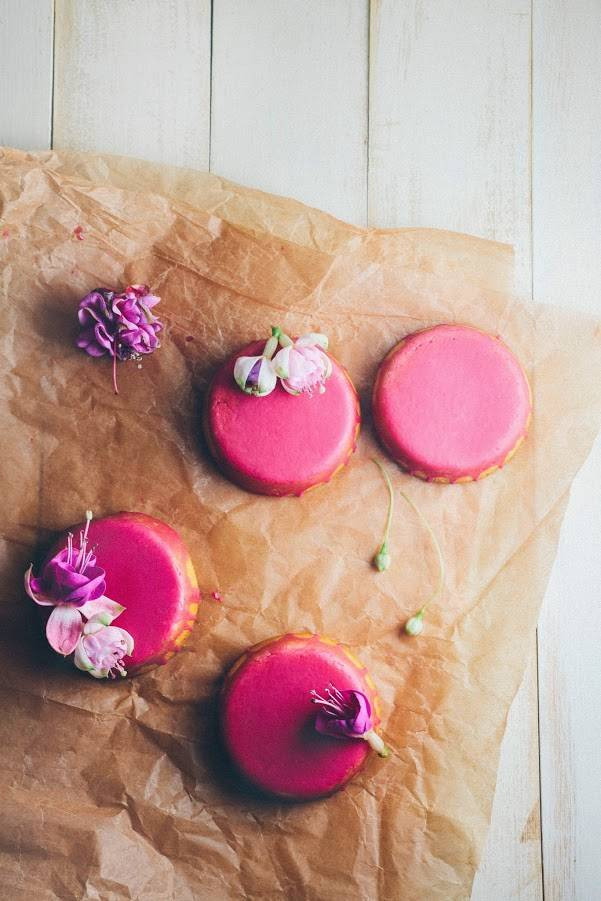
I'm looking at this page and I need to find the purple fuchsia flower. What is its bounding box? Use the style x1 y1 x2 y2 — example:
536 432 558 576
24 511 126 658
273 331 332 396
76 284 163 394
73 618 134 679
311 683 389 757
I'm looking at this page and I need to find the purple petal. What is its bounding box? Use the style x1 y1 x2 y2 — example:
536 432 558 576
344 690 372 734
24 565 55 606
246 358 263 388
93 322 115 352
315 713 358 740
46 605 84 655
64 568 106 605
313 689 373 739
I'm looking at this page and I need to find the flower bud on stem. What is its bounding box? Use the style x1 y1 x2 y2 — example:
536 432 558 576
371 458 445 637
372 458 394 572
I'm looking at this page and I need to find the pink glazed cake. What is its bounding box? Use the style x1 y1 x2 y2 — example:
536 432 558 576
372 324 532 483
204 341 361 496
47 512 200 673
220 633 381 800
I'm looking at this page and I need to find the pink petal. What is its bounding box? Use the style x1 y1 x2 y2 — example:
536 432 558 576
79 596 125 623
46 605 84 655
24 565 55 606
280 379 301 396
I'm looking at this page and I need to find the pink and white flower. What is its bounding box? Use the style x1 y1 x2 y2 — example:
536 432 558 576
24 511 125 658
273 333 332 395
73 617 134 679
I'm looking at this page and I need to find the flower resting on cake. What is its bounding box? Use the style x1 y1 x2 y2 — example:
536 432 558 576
76 284 162 394
273 332 332 396
311 684 389 757
233 329 279 396
24 511 134 677
233 326 332 397
74 618 134 679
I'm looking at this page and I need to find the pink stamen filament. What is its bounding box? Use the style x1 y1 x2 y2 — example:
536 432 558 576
80 546 95 574
328 683 345 702
75 513 93 572
74 531 85 571
67 532 74 566
310 689 348 717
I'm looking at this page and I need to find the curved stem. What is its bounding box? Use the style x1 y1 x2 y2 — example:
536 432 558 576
372 458 394 547
398 490 445 608
112 349 119 395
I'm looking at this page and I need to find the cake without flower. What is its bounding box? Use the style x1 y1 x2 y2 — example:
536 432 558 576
372 324 531 483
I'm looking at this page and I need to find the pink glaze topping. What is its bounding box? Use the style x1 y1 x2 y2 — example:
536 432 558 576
372 325 532 482
204 341 360 496
49 513 199 672
221 633 378 799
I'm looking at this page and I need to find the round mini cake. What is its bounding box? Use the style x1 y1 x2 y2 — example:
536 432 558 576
372 324 532 483
204 340 360 496
39 512 200 675
220 633 383 800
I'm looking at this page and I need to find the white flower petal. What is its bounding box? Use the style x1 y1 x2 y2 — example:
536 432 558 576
79 596 125 623
319 350 333 380
297 332 328 350
115 627 135 656
73 639 94 672
273 346 292 379
234 355 261 391
255 360 277 396
280 379 301 396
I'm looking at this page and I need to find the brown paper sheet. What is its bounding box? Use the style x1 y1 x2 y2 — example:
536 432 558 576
1 146 600 901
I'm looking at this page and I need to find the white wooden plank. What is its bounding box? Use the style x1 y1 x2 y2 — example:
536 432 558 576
369 0 532 298
533 1 601 898
210 0 369 225
0 0 54 149
369 4 540 898
472 654 543 901
52 0 211 169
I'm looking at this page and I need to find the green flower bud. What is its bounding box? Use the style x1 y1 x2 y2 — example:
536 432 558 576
373 542 391 572
404 607 425 636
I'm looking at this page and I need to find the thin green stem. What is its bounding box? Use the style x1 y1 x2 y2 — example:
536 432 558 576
372 458 394 546
398 490 445 608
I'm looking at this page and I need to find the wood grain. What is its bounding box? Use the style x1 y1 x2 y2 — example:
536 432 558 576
369 0 532 298
533 1 601 897
369 3 541 898
210 0 369 225
52 0 211 168
0 0 54 150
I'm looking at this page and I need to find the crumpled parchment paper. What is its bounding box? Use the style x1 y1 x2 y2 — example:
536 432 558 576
1 147 600 901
